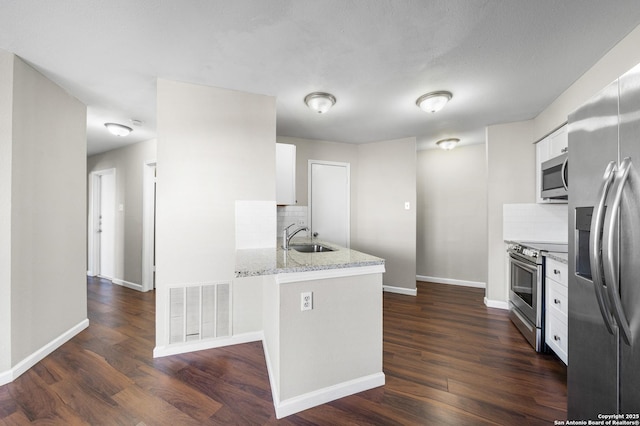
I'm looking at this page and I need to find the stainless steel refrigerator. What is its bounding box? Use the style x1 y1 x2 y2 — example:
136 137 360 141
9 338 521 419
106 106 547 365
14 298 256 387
568 62 640 419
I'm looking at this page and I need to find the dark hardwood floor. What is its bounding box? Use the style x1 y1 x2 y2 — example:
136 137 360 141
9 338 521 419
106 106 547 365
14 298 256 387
0 278 566 425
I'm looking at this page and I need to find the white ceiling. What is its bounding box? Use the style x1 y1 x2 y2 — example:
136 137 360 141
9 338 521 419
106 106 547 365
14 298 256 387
2 1 640 155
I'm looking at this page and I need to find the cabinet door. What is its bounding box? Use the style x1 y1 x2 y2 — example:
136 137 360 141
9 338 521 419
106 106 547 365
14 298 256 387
549 125 568 158
276 143 296 205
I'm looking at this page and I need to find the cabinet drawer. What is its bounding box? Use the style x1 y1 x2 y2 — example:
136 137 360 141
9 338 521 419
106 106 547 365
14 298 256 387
546 309 568 365
547 279 568 318
546 258 568 287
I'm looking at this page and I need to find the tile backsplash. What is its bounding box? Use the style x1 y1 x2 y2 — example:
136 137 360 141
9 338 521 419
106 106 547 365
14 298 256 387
503 203 568 243
277 205 308 238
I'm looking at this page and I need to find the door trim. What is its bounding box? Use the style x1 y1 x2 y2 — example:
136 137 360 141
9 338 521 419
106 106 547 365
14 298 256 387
308 160 350 248
87 168 116 277
142 160 157 292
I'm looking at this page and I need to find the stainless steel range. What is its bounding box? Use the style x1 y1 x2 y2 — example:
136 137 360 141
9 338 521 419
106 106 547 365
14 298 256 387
507 241 568 352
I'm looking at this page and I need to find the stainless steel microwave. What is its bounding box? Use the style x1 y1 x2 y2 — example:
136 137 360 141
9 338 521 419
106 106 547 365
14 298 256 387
541 152 568 199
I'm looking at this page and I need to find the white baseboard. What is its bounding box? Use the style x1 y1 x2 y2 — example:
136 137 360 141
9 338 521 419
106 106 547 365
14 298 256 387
416 275 486 289
152 331 263 358
382 285 417 296
112 278 144 292
484 297 509 310
261 337 280 407
0 318 89 386
274 372 386 419
0 369 12 386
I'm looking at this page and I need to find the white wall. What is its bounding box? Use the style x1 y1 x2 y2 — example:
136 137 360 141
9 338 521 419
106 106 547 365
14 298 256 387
0 49 13 373
0 52 87 374
535 24 640 140
486 120 535 304
417 143 487 286
87 139 157 287
278 274 382 401
356 137 416 291
155 79 276 348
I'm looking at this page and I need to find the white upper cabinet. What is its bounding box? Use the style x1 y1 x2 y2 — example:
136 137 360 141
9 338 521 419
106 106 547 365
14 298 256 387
535 124 568 203
276 143 296 205
549 125 568 158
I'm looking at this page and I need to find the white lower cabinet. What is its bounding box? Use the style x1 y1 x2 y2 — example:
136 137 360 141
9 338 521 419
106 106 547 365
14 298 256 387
545 257 568 364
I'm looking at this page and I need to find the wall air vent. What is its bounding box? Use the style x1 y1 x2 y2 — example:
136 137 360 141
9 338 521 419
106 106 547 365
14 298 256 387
169 282 231 344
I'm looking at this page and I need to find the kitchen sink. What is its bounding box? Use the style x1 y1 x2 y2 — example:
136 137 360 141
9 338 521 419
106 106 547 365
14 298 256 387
290 244 335 253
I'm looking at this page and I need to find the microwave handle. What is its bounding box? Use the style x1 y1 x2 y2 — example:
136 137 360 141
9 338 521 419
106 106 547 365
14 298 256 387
561 157 568 191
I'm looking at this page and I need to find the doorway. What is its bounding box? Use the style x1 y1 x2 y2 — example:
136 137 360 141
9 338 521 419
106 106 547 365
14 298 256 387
142 161 157 292
88 168 116 279
308 160 350 247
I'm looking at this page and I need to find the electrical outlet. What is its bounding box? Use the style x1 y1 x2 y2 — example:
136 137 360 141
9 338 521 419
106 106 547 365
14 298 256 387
301 292 313 311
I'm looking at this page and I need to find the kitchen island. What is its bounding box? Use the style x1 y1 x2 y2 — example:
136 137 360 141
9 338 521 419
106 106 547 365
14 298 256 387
234 239 385 419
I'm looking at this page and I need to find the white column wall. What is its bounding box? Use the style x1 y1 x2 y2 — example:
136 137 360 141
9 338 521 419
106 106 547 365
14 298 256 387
155 79 276 348
0 50 13 373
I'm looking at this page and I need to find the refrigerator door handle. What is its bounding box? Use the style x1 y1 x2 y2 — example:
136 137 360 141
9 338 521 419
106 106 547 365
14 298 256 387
603 157 633 345
589 161 617 335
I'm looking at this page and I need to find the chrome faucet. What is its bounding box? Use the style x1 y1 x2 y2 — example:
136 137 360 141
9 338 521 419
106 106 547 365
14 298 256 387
282 223 309 250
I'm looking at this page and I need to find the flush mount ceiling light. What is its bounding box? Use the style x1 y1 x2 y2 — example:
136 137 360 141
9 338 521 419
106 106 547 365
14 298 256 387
416 91 453 113
436 138 460 150
304 92 336 114
104 122 133 137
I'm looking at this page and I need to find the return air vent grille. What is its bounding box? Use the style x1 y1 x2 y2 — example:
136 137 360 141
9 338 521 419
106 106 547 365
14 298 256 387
169 282 231 344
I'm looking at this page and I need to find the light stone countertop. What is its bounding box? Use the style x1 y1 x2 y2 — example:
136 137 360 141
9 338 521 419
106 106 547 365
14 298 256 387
235 238 385 278
546 252 568 264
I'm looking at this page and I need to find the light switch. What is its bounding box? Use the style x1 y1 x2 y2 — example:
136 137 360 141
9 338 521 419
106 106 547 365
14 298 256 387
404 202 410 210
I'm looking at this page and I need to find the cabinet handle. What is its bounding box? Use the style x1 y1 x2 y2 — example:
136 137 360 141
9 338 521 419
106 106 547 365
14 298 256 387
554 269 561 275
554 298 561 305
554 335 561 341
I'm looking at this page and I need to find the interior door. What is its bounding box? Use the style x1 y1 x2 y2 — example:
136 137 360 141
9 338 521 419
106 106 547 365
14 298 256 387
309 161 350 247
142 161 157 291
99 172 116 279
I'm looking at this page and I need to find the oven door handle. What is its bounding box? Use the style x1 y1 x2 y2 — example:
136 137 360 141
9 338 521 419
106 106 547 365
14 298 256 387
589 161 616 335
602 157 633 345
